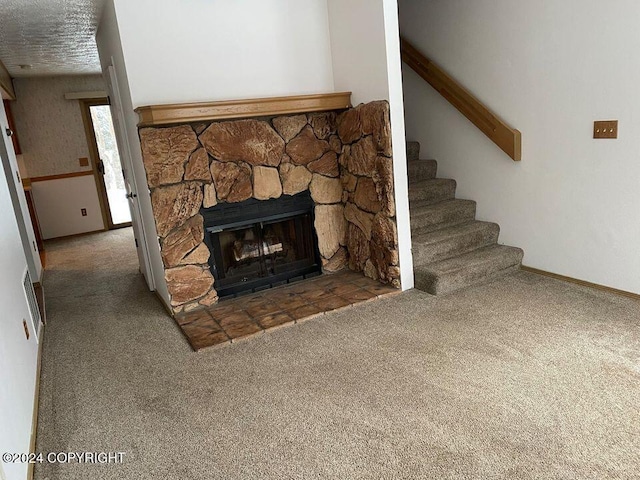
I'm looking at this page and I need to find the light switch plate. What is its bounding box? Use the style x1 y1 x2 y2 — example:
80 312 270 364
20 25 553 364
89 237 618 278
594 120 618 139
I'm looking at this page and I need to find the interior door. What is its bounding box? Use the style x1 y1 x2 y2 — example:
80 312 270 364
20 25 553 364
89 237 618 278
104 63 154 288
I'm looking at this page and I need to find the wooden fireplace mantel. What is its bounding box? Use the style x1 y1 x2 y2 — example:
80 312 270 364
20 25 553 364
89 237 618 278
135 92 353 127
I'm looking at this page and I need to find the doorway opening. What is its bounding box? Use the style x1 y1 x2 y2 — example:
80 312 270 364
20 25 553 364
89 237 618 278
81 98 132 229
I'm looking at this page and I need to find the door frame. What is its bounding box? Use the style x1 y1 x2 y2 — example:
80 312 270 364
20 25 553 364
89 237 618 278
79 97 132 230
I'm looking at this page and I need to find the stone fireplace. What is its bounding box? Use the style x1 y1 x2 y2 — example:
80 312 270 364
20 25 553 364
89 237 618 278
137 97 400 315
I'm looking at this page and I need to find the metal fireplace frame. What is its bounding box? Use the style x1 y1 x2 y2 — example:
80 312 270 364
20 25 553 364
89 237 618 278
201 191 322 298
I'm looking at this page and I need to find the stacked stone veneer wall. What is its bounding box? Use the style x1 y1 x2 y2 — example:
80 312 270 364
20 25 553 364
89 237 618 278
138 100 399 315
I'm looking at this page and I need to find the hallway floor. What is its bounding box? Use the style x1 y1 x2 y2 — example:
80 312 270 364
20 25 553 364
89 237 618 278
35 228 640 479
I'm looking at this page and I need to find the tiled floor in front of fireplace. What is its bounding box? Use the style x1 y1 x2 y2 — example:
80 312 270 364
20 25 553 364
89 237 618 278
174 270 400 351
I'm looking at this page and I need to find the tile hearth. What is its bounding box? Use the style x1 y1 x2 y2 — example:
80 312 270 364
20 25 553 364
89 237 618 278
174 271 399 351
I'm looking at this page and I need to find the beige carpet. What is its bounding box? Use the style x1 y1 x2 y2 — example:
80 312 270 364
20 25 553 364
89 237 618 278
35 228 640 479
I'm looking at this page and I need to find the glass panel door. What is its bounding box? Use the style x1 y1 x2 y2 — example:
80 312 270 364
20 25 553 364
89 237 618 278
206 213 321 298
89 105 131 226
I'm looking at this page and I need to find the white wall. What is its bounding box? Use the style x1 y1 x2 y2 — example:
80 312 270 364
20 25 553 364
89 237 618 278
0 100 42 281
328 0 389 106
31 175 104 239
400 0 640 294
328 0 413 290
114 0 335 107
0 108 40 480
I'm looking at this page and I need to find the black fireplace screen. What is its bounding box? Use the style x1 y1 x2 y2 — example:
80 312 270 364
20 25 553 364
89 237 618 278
202 192 321 298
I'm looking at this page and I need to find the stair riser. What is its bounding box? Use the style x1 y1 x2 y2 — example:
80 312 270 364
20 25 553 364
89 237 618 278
411 202 476 234
416 264 522 296
406 141 420 162
406 139 525 296
413 225 499 265
408 160 437 182
409 181 456 204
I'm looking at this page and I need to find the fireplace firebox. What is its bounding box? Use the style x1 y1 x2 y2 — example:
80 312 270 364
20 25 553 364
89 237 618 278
201 192 322 298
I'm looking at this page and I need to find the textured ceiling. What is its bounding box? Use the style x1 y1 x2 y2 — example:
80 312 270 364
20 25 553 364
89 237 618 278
0 0 106 77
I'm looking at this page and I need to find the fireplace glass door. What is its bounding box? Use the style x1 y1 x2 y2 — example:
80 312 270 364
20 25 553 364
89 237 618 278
207 212 320 298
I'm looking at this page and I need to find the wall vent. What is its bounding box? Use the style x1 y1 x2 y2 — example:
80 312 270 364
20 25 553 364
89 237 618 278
23 269 41 336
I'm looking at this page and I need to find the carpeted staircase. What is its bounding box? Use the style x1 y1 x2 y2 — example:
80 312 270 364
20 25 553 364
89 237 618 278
407 141 524 295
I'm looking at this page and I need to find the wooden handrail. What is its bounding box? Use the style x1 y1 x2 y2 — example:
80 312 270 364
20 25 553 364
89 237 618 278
401 37 521 162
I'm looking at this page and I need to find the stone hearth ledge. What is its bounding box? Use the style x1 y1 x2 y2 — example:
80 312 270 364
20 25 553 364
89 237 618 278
137 97 400 315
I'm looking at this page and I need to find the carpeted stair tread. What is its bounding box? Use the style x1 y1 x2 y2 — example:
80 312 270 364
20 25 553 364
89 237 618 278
414 244 524 295
408 159 438 182
406 140 525 295
410 199 477 234
409 178 456 204
406 141 420 162
412 221 500 265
